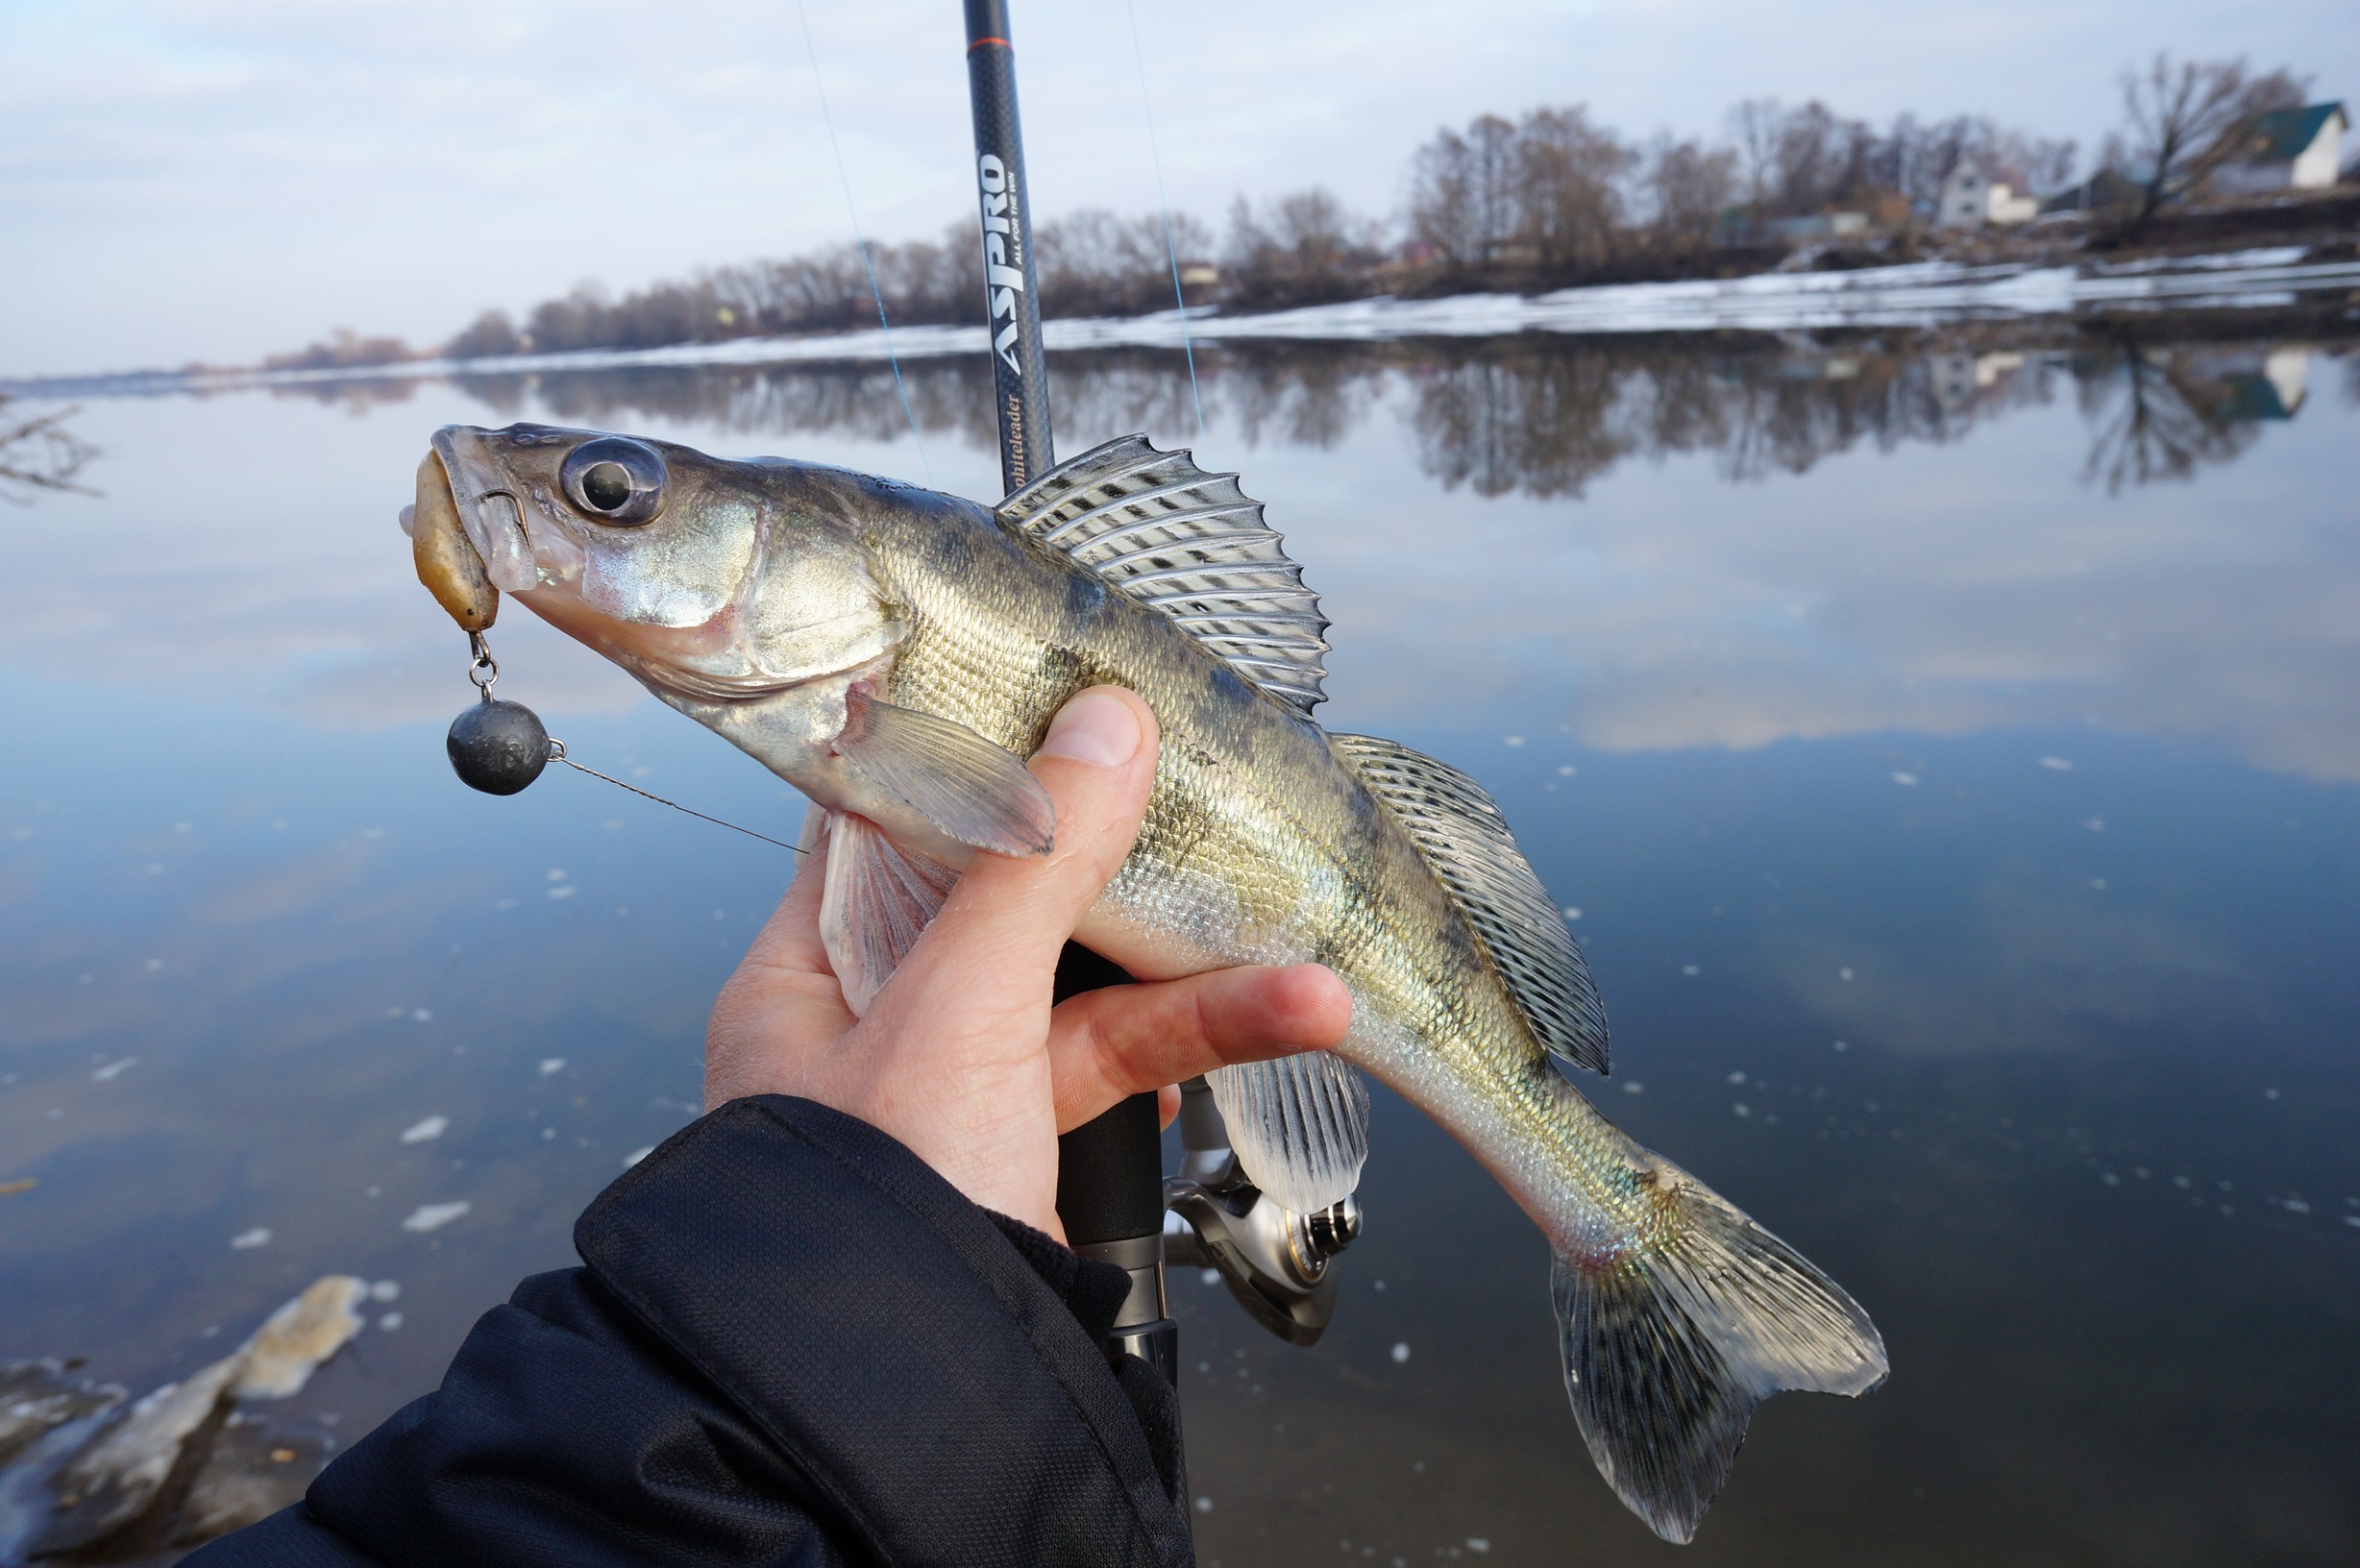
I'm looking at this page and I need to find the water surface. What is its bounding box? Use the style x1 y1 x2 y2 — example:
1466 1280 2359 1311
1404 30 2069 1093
3 331 2356 1564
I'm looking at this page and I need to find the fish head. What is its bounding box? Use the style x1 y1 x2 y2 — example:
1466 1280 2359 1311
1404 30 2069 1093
424 423 902 704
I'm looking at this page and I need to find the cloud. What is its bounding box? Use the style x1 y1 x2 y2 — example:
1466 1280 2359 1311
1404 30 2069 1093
4 0 2353 371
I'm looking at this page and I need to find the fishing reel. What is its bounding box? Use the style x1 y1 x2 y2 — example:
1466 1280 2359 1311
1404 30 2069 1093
1162 1079 1362 1346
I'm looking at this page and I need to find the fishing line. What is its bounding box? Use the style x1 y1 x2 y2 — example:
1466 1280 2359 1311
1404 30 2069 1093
1124 0 1207 446
795 0 936 488
548 742 805 855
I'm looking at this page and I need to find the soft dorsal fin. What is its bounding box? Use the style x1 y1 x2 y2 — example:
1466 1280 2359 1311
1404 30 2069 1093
1330 734 1610 1073
996 434 1330 715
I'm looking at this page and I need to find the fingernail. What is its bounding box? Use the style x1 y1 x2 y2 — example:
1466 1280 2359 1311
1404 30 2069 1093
1038 689 1141 768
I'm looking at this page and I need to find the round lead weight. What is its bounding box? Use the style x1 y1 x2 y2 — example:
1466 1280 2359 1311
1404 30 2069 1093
447 699 551 796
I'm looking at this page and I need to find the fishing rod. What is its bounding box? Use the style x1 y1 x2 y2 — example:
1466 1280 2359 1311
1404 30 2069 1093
961 0 1183 1395
961 0 1361 1430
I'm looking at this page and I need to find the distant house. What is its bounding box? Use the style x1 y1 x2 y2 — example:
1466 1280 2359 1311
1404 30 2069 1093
1937 162 2039 228
2036 166 2144 217
2210 103 2348 195
1767 210 1869 243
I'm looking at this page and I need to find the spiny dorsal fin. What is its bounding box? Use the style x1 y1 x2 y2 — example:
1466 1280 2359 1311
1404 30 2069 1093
996 434 1330 715
1329 733 1609 1072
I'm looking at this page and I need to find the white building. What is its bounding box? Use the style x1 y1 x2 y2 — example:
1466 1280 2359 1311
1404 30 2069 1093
1937 163 2040 228
2210 103 2348 196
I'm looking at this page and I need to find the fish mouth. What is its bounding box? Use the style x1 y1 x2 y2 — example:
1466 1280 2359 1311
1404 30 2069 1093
430 426 543 592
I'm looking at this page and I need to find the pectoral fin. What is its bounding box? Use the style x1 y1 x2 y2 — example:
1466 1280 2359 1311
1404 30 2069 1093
818 812 960 1016
833 686 1056 858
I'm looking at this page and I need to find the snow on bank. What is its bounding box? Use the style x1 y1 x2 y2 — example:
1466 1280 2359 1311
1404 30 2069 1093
16 248 2356 397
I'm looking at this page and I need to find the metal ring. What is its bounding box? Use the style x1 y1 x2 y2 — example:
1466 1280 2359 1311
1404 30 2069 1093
466 630 500 696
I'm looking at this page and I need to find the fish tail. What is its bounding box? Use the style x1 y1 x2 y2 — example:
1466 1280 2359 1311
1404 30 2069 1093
1546 1135 1886 1543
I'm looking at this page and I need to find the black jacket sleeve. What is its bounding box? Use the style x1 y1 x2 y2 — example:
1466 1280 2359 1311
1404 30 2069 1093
182 1095 1193 1568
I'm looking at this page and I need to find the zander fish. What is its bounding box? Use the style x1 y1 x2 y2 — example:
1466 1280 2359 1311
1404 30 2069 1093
409 423 1886 1542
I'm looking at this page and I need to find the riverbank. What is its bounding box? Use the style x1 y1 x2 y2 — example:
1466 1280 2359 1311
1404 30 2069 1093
9 244 2358 401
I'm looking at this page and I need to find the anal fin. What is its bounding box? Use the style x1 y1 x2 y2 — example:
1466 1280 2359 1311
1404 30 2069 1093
1206 1050 1369 1213
818 812 960 1016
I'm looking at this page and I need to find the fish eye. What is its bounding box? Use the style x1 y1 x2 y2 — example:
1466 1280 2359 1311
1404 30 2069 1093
559 437 667 527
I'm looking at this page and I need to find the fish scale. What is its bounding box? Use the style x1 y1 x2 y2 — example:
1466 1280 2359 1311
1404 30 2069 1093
418 420 1888 1544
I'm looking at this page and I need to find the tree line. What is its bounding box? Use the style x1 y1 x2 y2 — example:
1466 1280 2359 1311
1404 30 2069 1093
263 52 2319 370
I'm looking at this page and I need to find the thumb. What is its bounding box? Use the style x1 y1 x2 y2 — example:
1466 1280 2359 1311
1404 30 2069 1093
886 686 1160 1010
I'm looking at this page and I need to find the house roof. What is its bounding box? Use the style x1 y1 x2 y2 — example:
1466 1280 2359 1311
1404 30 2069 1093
2231 102 2348 163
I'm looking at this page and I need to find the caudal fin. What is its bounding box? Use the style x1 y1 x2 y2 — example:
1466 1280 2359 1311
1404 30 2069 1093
1551 1157 1886 1544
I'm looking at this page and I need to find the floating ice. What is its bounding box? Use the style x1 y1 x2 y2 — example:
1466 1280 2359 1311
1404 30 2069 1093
90 1058 137 1082
1390 1343 1411 1363
539 1058 566 1076
229 1228 271 1250
379 1312 403 1332
400 1202 470 1234
1502 735 1524 747
368 1280 399 1302
548 885 578 899
236 1276 367 1399
1727 1071 1747 1085
1682 964 1701 976
2039 756 2076 772
1890 772 1919 786
1561 906 1582 920
399 1115 448 1144
11 1275 366 1558
1622 1082 1644 1095
1733 1103 1752 1117
2082 817 2105 833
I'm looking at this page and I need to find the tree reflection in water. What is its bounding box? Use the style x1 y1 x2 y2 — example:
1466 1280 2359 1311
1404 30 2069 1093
2074 339 2265 494
0 394 101 503
255 331 2348 499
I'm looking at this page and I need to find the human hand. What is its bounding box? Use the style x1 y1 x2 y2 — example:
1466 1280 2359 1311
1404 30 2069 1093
705 685 1354 1238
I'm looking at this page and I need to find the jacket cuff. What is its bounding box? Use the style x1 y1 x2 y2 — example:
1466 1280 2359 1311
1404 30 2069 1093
574 1095 1190 1568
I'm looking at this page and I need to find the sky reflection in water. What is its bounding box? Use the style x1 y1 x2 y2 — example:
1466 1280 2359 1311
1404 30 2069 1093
2 335 2356 1564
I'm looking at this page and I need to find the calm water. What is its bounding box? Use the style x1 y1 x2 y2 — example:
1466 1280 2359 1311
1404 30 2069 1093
4 333 2357 1564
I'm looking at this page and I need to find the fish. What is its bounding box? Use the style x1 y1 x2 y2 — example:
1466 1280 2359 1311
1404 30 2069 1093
412 422 1887 1542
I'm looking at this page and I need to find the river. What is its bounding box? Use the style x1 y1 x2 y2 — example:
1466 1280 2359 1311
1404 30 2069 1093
3 328 2356 1564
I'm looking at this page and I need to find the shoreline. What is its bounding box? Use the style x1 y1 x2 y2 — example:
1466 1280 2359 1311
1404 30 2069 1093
9 245 2358 401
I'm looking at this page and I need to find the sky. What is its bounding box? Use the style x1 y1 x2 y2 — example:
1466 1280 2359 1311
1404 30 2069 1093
2 0 2351 376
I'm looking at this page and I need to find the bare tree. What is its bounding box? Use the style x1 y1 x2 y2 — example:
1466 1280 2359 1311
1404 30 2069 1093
1512 107 1635 271
1407 114 1518 266
1224 188 1376 306
1036 209 1214 318
2110 53 2307 226
1726 99 1784 209
446 310 523 360
1641 136 1740 247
